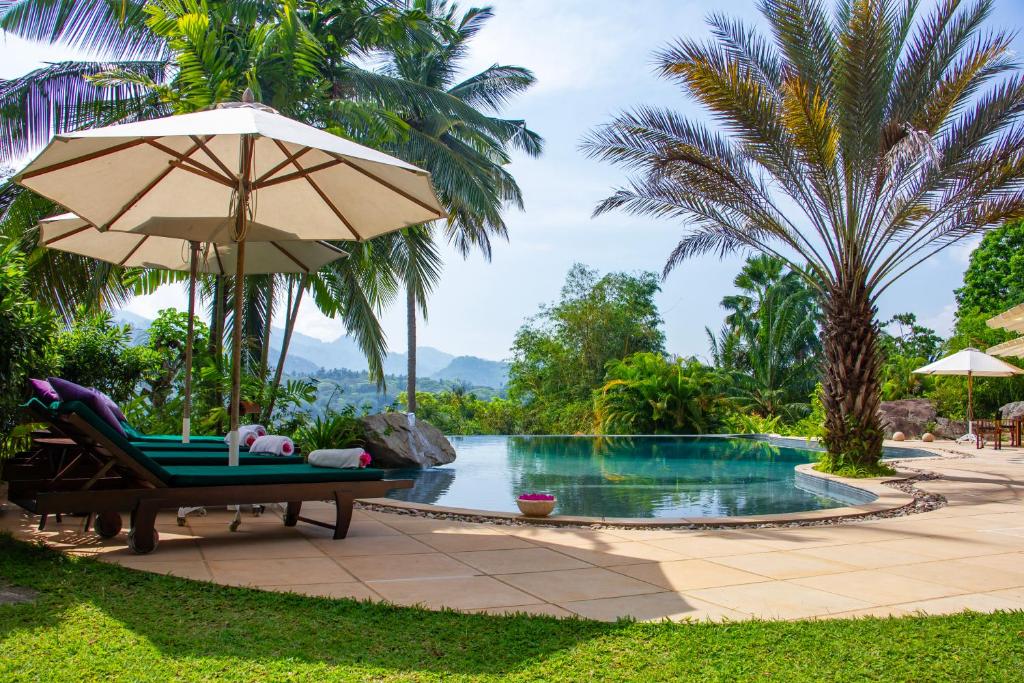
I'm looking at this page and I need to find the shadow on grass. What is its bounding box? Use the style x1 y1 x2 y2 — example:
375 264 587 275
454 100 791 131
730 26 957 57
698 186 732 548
0 533 620 677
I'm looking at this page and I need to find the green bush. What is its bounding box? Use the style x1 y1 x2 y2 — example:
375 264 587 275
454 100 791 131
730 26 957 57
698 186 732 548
0 243 57 451
294 406 365 452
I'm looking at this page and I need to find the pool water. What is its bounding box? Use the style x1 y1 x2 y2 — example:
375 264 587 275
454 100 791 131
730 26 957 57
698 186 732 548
386 435 896 519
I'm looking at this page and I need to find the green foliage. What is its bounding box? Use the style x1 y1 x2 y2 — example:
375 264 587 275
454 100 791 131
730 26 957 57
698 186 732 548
293 405 366 453
879 313 942 400
0 242 57 449
708 256 821 419
51 309 160 404
399 389 529 436
594 353 727 434
508 264 665 434
955 221 1024 319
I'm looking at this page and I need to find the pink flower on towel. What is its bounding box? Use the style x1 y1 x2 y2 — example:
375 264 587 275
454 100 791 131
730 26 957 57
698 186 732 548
256 425 268 437
245 433 257 447
282 441 293 454
359 451 372 467
518 493 555 501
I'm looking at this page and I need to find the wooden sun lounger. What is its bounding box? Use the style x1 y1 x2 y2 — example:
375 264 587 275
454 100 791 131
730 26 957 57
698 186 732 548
5 400 413 554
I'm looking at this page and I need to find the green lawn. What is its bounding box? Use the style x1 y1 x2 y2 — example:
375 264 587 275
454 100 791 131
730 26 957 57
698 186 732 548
0 534 1022 682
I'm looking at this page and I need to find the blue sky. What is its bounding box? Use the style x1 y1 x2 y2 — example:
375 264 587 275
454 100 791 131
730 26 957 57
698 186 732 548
4 0 1024 362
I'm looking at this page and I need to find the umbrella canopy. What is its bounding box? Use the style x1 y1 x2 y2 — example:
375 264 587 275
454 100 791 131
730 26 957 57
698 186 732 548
914 348 1023 430
39 213 348 274
16 97 444 484
16 102 445 240
912 348 1024 377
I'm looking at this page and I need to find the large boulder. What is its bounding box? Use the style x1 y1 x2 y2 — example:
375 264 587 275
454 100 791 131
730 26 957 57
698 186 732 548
877 399 936 438
360 412 456 468
1001 401 1024 420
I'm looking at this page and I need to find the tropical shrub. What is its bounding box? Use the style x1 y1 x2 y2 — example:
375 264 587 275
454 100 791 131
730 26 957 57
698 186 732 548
51 310 159 404
294 406 366 453
594 353 728 434
0 242 57 451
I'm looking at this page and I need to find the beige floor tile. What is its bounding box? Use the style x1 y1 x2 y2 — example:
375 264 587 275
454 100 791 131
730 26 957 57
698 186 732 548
101 538 204 563
649 533 779 558
503 526 629 549
885 557 1024 592
370 575 538 610
562 591 748 622
791 542 936 569
336 553 478 581
451 547 592 574
712 551 858 580
207 557 355 587
894 592 1023 615
600 528 696 542
984 587 1024 603
260 582 380 600
612 559 768 591
687 581 872 619
295 519 402 539
114 559 212 581
464 603 574 618
542 541 689 566
197 536 324 561
790 569 964 605
495 567 662 603
310 534 435 557
413 531 534 553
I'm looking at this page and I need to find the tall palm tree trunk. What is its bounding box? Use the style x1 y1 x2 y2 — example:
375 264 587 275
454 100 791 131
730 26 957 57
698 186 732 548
209 275 227 423
259 275 274 379
406 284 417 413
819 278 884 468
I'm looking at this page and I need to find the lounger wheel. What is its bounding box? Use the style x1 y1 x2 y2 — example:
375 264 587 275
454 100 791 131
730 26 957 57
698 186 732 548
176 516 187 527
94 512 122 539
127 528 159 554
229 519 241 532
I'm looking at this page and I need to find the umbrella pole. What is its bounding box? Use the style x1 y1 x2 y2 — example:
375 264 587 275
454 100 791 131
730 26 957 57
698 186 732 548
228 135 252 469
967 372 974 436
182 241 199 443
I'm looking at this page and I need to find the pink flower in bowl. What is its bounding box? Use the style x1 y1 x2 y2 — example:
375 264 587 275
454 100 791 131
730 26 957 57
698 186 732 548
517 493 555 501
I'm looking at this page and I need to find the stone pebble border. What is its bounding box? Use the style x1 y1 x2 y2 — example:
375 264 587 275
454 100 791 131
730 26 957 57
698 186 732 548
358 455 951 532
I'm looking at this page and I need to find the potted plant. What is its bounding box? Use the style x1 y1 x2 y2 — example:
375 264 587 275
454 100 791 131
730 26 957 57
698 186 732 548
516 493 556 517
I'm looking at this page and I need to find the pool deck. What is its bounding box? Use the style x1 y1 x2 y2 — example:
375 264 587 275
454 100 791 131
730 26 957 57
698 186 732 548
4 440 1024 622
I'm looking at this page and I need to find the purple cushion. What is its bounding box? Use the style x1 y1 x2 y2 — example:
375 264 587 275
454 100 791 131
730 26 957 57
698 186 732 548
48 377 126 437
96 389 127 423
29 378 60 403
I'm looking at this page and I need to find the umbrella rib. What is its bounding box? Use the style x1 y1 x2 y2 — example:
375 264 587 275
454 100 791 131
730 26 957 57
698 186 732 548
254 158 345 189
19 139 149 180
42 223 93 246
317 240 348 256
270 241 311 272
146 139 235 187
188 135 236 180
271 139 362 240
327 153 445 219
255 146 313 185
102 139 206 231
117 234 149 266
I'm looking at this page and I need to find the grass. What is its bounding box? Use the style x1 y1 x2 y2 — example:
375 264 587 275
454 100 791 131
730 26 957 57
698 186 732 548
1 535 1023 681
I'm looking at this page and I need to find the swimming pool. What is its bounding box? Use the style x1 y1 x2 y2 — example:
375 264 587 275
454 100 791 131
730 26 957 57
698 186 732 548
385 435 924 519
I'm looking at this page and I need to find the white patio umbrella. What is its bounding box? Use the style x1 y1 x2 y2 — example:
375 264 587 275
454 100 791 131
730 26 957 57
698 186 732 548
913 348 1024 439
38 212 348 442
16 94 444 468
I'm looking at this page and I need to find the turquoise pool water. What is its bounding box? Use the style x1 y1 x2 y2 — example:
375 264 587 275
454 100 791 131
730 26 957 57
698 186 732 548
386 435 920 519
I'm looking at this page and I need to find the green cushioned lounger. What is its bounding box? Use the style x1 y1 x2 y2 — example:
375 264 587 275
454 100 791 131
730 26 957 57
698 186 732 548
165 464 384 487
147 451 305 466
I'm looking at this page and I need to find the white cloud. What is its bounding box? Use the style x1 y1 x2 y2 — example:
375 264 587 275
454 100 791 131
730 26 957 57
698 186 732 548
920 302 957 338
952 237 982 265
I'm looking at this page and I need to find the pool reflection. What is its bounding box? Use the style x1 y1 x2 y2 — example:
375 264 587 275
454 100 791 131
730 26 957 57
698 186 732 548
386 436 843 518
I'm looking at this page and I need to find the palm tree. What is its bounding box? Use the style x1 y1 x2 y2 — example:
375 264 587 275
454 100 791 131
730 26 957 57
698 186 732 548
378 0 543 412
584 0 1024 470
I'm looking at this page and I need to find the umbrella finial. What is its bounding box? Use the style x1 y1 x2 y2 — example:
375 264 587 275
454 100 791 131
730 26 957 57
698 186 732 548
242 88 255 104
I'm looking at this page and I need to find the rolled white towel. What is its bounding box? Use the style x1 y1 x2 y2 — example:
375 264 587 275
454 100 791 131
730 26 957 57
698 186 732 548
249 434 295 456
309 448 372 469
226 424 267 447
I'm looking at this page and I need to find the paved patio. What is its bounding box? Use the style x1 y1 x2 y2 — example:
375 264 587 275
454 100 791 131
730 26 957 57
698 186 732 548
4 442 1024 622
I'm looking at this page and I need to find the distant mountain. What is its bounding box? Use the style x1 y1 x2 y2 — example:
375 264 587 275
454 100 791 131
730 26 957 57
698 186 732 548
431 356 508 388
112 310 505 388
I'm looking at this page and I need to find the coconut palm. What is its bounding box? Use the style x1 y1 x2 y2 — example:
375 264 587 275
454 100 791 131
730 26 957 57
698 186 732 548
584 0 1024 470
378 0 542 411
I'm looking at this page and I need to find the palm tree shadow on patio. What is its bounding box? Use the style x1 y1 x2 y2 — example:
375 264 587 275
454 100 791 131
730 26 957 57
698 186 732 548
0 533 628 678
